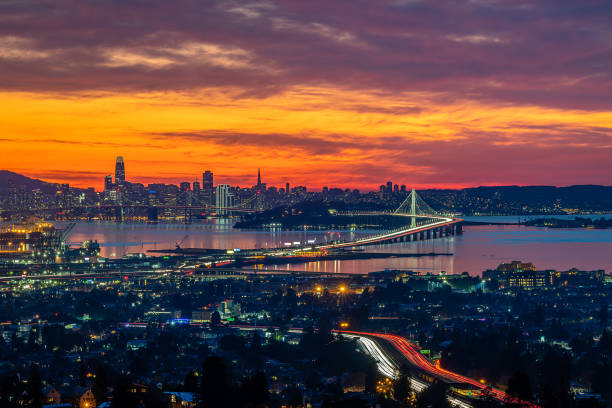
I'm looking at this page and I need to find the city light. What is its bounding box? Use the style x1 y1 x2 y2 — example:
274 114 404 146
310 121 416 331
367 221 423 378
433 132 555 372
1 3 610 405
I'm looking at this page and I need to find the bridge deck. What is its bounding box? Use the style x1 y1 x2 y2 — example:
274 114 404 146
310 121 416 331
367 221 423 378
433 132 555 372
319 213 462 249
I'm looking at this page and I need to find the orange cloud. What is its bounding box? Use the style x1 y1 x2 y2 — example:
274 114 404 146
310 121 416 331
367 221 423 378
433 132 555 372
1 87 611 190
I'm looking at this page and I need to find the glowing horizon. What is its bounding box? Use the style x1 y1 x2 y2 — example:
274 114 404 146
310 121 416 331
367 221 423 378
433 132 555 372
1 1 611 190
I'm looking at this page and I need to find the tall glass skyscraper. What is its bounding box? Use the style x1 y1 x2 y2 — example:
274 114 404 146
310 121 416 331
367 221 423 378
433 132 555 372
115 156 125 185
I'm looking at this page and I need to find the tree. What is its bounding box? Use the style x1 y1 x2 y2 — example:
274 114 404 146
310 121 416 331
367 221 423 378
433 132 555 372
200 356 232 407
577 398 604 408
598 300 608 327
284 386 303 408
111 377 138 407
591 364 612 402
27 329 38 352
365 362 379 394
305 369 322 391
598 329 612 357
538 350 573 408
28 364 43 408
240 371 269 406
11 331 21 352
219 334 246 352
183 370 198 393
415 381 450 408
506 370 533 402
394 364 411 403
211 311 221 326
250 331 262 351
349 305 369 330
79 361 88 387
93 364 108 405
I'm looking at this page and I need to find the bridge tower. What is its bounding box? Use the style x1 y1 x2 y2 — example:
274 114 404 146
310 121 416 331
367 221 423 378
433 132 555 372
410 188 416 228
394 188 439 220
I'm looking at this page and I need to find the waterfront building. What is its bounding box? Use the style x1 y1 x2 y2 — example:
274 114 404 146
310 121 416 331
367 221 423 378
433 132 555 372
216 184 234 214
483 262 605 288
0 222 65 261
497 261 537 273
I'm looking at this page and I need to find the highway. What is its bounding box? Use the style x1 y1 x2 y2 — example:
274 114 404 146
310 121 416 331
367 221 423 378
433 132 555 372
339 330 539 407
319 214 461 249
232 324 538 407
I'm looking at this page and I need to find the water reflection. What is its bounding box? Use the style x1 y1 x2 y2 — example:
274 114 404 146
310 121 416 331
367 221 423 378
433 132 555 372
64 220 612 275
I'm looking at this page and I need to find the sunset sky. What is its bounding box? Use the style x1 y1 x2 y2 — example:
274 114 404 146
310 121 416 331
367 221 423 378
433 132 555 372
1 0 611 191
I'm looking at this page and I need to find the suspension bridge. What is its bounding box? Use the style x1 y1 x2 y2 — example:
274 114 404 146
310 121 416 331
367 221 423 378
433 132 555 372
320 189 462 249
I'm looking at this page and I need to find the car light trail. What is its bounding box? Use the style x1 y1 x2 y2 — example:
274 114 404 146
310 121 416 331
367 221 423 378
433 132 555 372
230 325 537 408
355 336 397 379
339 330 539 408
318 214 460 249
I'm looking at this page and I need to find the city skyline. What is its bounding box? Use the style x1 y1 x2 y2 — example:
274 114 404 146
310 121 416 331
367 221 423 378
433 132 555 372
1 2 612 407
1 1 612 190
4 154 612 194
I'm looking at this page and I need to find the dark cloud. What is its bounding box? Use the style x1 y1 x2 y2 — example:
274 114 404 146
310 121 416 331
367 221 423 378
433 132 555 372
0 0 611 109
150 130 408 155
147 124 612 187
18 169 106 184
0 138 165 149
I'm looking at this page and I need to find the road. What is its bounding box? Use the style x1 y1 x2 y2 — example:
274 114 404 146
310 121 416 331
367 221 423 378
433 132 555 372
319 214 461 249
232 324 538 407
339 330 539 407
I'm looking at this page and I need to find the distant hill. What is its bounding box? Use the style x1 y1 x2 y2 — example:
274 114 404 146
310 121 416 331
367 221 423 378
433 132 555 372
419 185 612 214
0 170 63 197
1 170 611 213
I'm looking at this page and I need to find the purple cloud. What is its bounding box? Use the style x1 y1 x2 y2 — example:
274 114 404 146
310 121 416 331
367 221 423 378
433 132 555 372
0 0 610 110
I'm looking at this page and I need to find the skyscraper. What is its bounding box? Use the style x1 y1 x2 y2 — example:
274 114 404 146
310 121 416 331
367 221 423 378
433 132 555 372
115 156 125 186
104 175 113 191
216 184 234 215
255 168 266 192
202 170 214 204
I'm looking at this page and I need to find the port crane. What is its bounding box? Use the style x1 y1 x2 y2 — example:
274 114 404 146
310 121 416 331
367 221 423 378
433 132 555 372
175 235 189 250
